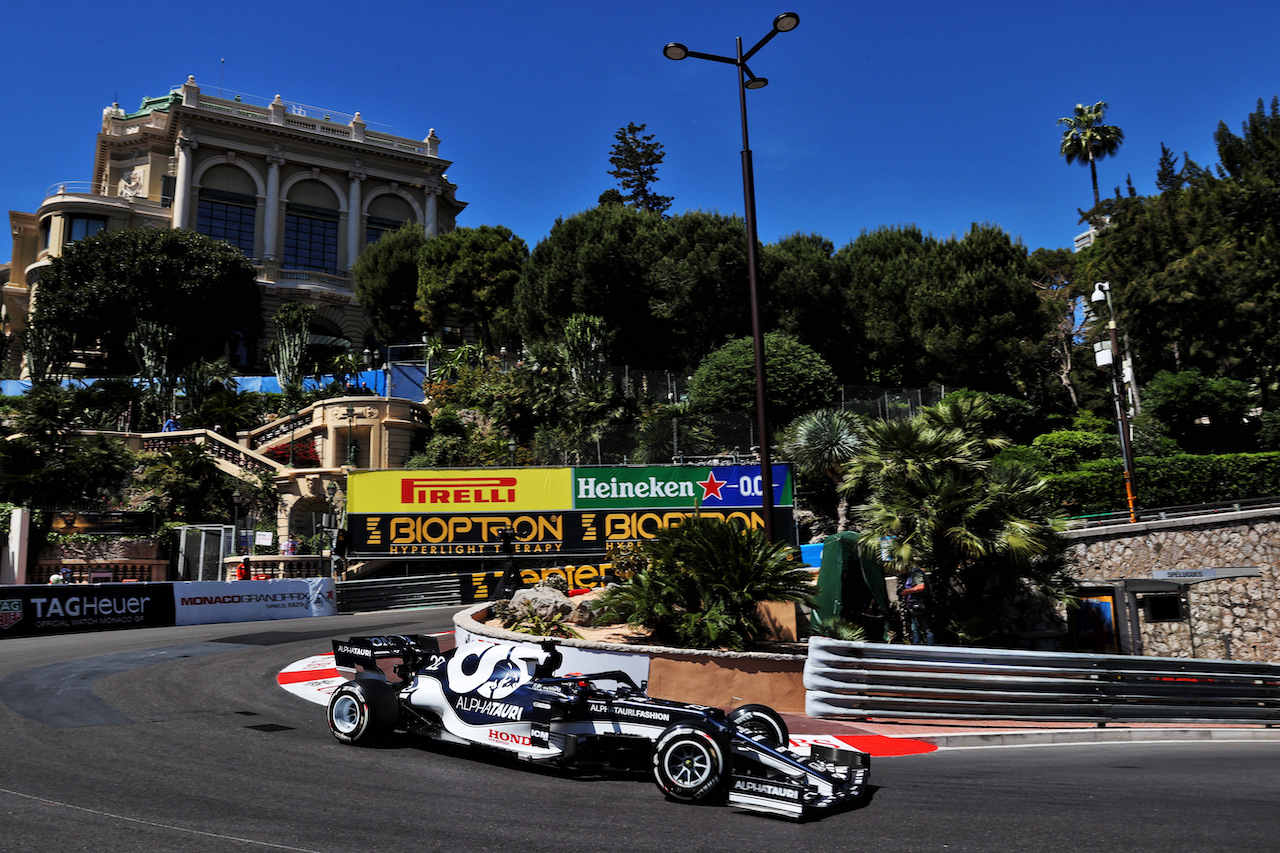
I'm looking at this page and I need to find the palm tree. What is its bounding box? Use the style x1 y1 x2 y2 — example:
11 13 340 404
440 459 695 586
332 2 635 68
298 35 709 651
1058 101 1125 209
842 397 1068 643
781 408 862 530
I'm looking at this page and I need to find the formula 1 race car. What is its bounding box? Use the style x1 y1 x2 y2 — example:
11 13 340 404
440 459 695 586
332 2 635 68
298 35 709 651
327 634 870 819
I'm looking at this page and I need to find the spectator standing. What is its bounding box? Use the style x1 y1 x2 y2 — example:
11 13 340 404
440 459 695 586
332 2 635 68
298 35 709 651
899 566 935 645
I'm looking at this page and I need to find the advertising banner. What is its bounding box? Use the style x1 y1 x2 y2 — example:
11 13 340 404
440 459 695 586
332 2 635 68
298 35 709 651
345 465 794 560
461 562 613 602
173 578 337 626
0 583 176 639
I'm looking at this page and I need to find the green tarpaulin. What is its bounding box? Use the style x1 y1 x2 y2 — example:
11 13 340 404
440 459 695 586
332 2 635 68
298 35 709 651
810 531 892 641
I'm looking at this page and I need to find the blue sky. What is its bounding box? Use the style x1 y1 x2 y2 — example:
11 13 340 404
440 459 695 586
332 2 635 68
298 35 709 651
5 0 1280 262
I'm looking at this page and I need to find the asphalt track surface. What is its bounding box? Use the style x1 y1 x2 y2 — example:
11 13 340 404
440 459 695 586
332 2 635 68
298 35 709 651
2 608 1278 852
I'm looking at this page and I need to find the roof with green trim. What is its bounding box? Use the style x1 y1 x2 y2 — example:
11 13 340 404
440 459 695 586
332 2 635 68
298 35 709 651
123 92 182 120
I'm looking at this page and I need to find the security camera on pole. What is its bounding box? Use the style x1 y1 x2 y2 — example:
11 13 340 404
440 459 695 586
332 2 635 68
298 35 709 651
1092 281 1138 522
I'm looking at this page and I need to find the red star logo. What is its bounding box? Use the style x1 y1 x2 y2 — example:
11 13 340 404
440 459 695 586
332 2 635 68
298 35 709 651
697 472 726 501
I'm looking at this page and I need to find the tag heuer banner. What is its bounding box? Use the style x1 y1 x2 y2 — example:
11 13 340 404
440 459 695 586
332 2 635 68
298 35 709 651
345 465 794 559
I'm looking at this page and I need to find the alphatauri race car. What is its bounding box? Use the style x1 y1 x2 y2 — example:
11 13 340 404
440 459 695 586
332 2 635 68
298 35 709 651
327 634 870 818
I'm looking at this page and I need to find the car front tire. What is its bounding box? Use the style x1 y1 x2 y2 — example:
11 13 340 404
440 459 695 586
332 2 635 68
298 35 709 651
728 703 789 748
652 721 730 803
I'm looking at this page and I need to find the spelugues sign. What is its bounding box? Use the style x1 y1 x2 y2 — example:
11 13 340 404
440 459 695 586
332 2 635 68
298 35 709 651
345 465 794 559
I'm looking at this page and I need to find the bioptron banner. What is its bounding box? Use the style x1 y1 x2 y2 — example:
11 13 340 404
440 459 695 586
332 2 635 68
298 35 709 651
345 465 794 560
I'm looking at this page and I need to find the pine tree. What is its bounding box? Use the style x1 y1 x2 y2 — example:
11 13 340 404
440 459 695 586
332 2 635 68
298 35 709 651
1155 143 1183 193
606 122 674 215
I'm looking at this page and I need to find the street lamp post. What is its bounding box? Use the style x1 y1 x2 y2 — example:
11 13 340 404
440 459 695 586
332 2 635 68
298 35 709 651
345 404 357 467
664 11 799 543
1092 281 1138 522
231 489 242 557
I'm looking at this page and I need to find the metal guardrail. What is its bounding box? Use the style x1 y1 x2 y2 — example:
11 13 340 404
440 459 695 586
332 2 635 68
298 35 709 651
1072 495 1280 528
336 574 468 613
804 637 1280 725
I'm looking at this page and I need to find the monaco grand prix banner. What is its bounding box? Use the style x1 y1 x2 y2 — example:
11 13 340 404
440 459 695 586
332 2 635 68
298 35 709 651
172 578 337 626
345 465 795 560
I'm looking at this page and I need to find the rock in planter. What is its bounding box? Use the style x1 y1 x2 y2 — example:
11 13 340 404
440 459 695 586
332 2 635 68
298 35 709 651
509 587 572 624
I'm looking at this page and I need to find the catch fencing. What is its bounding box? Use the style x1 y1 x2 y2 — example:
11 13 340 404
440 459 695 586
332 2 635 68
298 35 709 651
804 637 1280 725
527 385 949 467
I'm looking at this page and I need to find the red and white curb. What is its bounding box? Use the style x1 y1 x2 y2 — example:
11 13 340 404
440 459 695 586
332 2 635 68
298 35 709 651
277 652 344 703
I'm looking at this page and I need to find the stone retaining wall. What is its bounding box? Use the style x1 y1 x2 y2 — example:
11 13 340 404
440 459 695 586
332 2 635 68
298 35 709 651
1065 508 1280 662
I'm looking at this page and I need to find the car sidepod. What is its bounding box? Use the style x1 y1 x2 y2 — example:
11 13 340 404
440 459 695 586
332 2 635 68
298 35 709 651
406 643 565 760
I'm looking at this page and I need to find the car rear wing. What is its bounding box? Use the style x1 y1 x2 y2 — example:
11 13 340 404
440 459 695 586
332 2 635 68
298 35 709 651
331 635 440 684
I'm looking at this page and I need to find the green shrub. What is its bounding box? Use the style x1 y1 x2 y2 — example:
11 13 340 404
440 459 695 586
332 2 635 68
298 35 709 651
993 445 1052 474
1032 430 1114 473
500 601 582 639
686 333 837 426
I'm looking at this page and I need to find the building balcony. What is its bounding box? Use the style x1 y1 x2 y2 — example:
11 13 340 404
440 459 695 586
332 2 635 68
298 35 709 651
43 182 167 207
255 260 354 297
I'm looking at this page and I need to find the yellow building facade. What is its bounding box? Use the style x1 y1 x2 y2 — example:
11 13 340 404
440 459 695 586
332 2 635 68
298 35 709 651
3 75 466 374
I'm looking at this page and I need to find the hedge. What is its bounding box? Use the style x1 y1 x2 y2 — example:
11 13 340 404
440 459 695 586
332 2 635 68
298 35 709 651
1043 451 1280 517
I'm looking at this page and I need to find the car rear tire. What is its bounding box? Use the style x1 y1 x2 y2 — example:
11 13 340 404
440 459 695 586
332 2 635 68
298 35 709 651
652 721 730 803
728 703 789 748
327 679 398 745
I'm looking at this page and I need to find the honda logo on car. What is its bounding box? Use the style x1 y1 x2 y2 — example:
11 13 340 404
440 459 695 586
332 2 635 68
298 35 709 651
489 728 531 746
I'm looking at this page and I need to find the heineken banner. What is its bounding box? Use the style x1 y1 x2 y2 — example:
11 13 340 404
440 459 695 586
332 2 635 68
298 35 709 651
345 465 794 559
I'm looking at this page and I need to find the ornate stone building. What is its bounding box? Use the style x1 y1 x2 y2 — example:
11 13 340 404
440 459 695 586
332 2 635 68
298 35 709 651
3 76 466 374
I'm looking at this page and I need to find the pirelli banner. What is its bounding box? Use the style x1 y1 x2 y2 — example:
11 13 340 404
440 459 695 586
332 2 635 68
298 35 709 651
345 465 794 559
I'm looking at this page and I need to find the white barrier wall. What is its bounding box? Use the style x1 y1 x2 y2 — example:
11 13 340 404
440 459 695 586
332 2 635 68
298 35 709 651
173 578 336 626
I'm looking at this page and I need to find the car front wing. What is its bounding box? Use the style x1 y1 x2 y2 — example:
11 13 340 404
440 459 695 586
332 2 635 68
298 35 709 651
727 737 870 819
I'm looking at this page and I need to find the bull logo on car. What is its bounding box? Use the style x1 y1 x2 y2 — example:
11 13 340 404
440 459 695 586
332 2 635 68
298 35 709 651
446 641 540 700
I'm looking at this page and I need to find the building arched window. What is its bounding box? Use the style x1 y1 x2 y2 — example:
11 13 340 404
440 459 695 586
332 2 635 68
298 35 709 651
196 163 259 257
284 180 340 273
197 189 257 256
365 193 415 245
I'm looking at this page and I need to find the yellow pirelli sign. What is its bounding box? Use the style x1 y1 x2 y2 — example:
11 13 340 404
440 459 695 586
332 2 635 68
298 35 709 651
347 468 573 514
